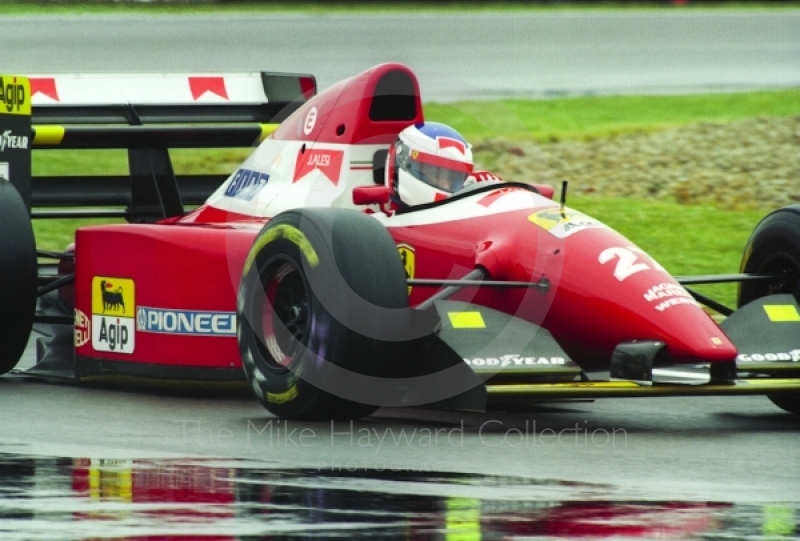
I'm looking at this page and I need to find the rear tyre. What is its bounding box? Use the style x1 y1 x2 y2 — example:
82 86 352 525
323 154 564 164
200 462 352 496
738 205 800 415
0 181 37 374
237 208 409 420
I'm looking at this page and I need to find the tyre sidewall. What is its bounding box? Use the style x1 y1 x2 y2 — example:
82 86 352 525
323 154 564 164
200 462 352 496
238 209 408 420
739 205 800 308
0 181 36 374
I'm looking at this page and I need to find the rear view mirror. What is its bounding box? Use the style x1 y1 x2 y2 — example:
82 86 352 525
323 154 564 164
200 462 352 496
352 185 390 206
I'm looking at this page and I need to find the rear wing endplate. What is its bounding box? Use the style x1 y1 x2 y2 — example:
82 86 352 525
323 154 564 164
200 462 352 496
0 72 315 222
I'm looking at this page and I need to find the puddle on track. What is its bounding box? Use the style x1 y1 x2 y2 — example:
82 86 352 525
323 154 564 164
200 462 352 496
0 454 796 540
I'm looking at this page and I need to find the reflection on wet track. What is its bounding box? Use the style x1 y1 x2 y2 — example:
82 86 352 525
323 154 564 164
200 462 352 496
0 454 796 540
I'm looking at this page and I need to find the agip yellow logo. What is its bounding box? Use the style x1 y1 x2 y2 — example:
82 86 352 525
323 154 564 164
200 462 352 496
0 76 31 116
397 244 415 295
91 276 136 354
92 277 135 318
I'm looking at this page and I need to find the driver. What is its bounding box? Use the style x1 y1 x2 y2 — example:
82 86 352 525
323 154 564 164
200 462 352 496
386 122 500 207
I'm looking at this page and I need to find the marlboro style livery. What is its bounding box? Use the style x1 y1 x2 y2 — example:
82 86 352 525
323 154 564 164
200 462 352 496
0 64 799 420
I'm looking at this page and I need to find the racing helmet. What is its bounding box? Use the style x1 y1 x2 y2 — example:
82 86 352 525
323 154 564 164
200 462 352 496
387 122 473 206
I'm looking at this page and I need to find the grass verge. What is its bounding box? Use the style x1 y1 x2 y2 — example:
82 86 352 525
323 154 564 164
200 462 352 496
426 90 800 142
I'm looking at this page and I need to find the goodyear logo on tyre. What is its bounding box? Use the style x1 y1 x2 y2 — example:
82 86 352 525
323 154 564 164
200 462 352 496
91 276 136 354
397 243 415 295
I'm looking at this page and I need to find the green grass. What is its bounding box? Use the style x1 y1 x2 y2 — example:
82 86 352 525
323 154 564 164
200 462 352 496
33 218 119 254
426 90 800 142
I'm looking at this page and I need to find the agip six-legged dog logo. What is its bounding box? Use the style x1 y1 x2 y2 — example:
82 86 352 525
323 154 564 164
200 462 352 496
91 277 136 354
99 279 126 313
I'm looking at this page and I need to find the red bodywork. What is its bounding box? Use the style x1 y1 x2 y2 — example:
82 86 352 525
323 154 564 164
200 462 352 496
72 63 737 374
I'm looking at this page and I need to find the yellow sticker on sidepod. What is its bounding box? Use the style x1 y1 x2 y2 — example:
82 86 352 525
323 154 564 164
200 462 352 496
91 276 136 318
448 311 486 329
764 304 800 322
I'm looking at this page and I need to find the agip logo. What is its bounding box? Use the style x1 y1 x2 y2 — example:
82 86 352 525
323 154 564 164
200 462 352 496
0 76 31 116
91 277 136 354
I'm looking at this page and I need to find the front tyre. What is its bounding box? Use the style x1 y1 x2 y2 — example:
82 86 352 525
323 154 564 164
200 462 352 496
0 181 37 375
739 204 800 415
237 208 409 420
739 204 800 308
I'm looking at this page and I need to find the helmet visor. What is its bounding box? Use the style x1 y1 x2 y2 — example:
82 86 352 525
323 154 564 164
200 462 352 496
401 150 471 193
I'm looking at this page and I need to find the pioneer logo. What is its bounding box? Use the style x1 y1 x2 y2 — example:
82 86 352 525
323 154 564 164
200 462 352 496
137 307 236 336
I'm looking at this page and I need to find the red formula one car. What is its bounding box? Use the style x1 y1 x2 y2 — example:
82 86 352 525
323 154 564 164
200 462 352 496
1 63 799 419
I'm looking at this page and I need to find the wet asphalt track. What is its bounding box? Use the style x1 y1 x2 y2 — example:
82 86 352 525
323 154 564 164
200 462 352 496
1 338 798 538
1 9 799 539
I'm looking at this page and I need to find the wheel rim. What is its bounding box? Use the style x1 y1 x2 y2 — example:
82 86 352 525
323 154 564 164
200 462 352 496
259 261 310 371
757 252 800 299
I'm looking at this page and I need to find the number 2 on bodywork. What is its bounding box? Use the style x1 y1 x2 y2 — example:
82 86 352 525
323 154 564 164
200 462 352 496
599 246 666 282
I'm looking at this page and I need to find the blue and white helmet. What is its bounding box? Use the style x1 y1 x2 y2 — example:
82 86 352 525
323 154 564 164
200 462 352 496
387 122 473 206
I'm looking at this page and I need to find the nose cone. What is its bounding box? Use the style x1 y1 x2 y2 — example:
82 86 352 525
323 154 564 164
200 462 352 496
543 225 737 364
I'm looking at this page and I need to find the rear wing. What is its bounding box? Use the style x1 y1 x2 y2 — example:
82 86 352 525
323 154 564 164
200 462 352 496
0 72 315 222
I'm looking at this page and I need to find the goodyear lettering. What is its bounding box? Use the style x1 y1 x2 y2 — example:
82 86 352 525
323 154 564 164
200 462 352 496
464 355 566 367
136 307 236 336
0 130 29 152
224 168 270 201
737 350 800 363
644 283 693 303
0 77 27 114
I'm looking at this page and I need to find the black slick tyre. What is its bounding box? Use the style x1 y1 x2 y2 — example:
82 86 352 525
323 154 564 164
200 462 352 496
0 181 37 374
237 208 409 420
739 204 800 415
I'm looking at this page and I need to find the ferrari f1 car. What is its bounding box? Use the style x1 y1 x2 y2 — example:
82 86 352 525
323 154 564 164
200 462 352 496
1 63 799 420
